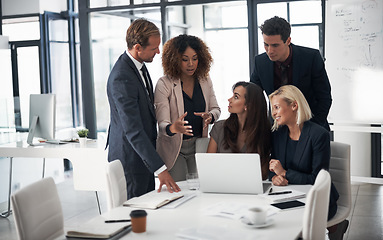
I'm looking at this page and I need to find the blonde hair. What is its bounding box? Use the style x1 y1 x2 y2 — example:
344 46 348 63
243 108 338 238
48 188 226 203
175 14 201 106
269 85 312 131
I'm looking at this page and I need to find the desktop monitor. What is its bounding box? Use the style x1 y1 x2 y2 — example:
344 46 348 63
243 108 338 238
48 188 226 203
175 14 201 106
27 94 56 145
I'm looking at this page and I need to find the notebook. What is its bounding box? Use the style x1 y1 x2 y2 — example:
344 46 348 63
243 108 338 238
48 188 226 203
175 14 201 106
195 153 271 194
123 190 184 209
66 222 131 239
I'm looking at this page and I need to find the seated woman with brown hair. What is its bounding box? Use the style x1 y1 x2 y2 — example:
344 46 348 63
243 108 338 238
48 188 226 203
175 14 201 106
207 81 271 180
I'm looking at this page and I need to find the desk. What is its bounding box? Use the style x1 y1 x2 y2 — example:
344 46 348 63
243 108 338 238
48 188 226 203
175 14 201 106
63 183 311 240
0 140 108 217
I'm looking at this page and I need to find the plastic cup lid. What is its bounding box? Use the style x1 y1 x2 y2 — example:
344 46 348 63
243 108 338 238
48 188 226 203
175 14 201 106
130 209 147 218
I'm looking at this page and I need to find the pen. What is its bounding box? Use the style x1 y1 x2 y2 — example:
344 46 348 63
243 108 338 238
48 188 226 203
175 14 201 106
268 191 292 195
105 219 131 223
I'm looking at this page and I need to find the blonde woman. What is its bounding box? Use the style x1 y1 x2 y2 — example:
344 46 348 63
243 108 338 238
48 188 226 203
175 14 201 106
268 85 347 238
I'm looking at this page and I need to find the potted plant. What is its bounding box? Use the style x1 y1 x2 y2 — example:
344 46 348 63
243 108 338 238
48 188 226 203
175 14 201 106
77 128 89 138
77 128 89 147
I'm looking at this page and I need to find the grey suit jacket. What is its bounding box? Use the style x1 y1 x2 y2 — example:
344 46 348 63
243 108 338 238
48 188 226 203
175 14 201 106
106 52 164 181
154 75 221 169
250 44 332 131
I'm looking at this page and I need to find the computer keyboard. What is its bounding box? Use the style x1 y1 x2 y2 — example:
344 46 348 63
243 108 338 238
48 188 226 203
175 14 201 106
45 139 68 144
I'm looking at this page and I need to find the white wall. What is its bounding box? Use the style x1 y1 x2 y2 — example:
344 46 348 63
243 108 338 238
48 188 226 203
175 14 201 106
2 0 67 16
334 130 372 177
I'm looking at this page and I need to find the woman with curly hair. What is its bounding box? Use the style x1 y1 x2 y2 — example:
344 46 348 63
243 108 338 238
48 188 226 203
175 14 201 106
155 34 221 181
207 81 271 180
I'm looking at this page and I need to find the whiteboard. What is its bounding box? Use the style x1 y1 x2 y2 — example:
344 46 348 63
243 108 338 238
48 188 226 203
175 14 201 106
325 0 383 124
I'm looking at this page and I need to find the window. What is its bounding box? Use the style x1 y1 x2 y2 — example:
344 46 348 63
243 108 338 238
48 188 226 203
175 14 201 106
0 49 15 132
90 8 162 131
48 18 74 129
256 1 323 55
89 1 248 129
3 14 75 134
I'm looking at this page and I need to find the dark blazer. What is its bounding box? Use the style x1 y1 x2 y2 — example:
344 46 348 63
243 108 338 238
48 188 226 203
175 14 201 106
270 121 339 219
106 52 164 199
250 44 332 131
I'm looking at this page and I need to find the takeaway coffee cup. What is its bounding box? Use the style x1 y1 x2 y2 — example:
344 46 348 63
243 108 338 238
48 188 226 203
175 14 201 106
130 209 147 233
247 206 267 225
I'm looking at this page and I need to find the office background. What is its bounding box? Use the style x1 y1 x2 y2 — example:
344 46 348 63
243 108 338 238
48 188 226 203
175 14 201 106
0 0 382 205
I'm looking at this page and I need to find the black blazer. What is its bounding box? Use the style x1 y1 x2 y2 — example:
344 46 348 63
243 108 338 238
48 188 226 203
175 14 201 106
270 121 339 218
250 44 332 131
106 52 164 176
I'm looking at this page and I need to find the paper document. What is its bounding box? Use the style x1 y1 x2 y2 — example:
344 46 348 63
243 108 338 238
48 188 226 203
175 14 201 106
203 201 278 220
261 189 306 203
123 190 184 209
176 225 249 240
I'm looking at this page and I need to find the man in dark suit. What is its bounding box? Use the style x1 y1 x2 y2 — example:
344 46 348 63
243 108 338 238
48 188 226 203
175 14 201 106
250 16 332 131
106 18 180 199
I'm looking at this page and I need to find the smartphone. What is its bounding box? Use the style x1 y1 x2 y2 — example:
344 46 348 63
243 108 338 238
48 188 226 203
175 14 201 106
271 200 305 210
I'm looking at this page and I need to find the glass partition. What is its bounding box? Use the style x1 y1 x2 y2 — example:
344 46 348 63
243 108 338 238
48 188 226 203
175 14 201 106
17 46 41 129
0 49 15 133
49 18 73 129
90 8 162 131
165 1 248 120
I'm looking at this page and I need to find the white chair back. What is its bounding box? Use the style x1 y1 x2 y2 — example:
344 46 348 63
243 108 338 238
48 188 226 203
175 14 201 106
11 177 64 240
327 142 351 227
302 170 331 240
196 137 210 153
106 160 127 210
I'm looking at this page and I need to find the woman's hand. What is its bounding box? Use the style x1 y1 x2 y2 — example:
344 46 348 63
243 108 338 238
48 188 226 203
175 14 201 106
269 159 287 177
169 112 193 136
271 175 288 186
194 112 212 129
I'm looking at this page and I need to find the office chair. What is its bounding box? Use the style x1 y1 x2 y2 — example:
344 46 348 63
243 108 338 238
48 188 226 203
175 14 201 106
11 177 64 240
105 159 127 210
196 137 210 153
327 142 351 237
302 169 332 240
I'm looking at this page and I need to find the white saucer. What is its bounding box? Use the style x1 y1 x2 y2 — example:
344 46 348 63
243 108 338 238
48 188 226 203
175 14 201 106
241 218 274 228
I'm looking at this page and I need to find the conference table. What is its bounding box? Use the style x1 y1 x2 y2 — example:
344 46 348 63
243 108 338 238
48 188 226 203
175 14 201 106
0 139 108 217
62 182 312 240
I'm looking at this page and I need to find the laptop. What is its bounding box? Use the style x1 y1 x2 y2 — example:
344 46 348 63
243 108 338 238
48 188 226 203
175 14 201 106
195 153 271 194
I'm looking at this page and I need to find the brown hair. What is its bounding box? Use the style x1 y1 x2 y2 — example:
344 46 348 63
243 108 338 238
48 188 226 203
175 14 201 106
126 18 160 49
260 16 291 43
223 82 271 162
162 34 212 80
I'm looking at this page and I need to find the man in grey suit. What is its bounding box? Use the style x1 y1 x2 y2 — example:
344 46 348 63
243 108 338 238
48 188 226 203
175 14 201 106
106 18 180 199
250 16 332 131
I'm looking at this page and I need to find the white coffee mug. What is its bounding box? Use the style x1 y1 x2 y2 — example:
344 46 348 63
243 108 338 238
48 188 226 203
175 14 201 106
247 206 267 225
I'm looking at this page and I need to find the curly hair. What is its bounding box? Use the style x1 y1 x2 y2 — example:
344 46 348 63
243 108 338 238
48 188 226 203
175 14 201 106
260 16 291 43
162 34 212 80
126 18 160 49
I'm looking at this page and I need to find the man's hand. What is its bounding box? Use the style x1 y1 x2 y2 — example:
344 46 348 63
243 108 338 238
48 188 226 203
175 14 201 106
157 170 181 193
169 112 193 136
194 112 212 129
